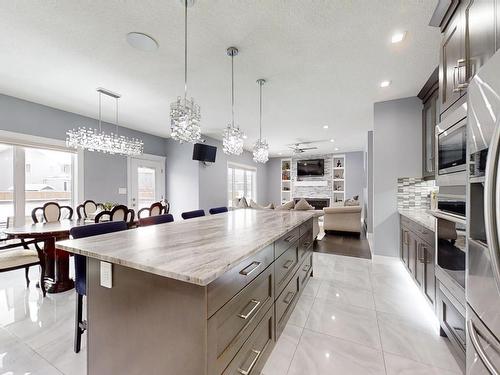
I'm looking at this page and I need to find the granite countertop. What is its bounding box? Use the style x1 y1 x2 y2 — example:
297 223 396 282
56 209 314 286
398 208 436 231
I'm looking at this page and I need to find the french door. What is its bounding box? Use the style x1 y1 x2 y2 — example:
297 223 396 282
128 156 165 212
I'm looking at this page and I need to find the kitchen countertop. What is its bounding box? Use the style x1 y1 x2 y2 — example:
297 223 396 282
56 209 314 286
398 208 436 231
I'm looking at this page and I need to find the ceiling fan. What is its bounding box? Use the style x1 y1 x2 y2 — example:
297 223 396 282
287 140 329 154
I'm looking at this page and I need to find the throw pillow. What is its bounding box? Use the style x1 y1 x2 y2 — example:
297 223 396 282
294 198 314 210
344 198 360 206
237 197 249 208
249 199 263 209
275 200 295 210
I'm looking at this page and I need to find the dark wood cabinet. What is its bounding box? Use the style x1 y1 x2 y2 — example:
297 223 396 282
400 215 436 308
464 0 496 80
439 8 465 114
419 68 439 179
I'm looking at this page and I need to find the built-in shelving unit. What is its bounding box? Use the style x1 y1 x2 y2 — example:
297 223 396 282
281 158 292 204
333 154 346 203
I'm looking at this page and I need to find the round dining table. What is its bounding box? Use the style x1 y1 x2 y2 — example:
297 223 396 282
4 219 89 294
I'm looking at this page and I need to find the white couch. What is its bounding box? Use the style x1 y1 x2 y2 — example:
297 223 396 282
323 205 362 233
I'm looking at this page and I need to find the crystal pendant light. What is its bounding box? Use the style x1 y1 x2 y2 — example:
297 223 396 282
170 0 201 144
66 88 144 156
222 47 245 155
253 79 269 163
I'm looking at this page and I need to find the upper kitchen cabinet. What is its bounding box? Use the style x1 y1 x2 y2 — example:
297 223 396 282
418 68 439 179
439 3 465 115
464 0 496 81
431 0 497 116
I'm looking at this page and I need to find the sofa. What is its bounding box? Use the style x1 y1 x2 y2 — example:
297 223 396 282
323 205 362 234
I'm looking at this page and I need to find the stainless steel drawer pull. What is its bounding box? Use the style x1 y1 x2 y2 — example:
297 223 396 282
467 320 500 375
302 242 311 249
239 261 261 276
237 299 261 320
302 264 311 273
284 234 297 243
237 349 261 375
283 259 294 269
283 291 295 304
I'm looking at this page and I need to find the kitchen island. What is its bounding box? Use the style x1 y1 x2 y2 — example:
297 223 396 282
57 209 315 375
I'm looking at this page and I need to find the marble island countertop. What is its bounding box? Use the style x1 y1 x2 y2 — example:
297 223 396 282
56 209 314 286
398 208 436 231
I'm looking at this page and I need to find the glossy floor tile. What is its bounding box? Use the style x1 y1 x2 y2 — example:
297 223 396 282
0 251 463 375
262 252 464 375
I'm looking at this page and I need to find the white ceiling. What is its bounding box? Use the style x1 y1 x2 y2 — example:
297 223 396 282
0 0 440 156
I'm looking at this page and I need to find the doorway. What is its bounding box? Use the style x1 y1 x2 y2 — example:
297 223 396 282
128 155 165 212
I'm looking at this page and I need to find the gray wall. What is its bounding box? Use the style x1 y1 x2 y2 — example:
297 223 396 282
345 151 365 201
165 139 200 220
373 97 422 257
0 94 167 205
367 131 374 233
266 158 282 205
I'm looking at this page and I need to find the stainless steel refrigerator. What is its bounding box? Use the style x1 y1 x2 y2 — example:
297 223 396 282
467 49 500 374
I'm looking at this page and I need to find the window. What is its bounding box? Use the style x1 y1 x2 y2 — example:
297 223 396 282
0 140 78 229
227 163 257 207
137 166 156 210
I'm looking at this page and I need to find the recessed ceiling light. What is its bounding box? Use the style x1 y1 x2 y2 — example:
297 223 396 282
126 32 159 51
380 80 391 88
391 31 406 44
323 125 329 129
278 152 283 155
242 135 248 139
330 139 335 143
335 147 339 151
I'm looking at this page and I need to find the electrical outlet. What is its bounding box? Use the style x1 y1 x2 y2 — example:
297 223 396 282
100 261 113 288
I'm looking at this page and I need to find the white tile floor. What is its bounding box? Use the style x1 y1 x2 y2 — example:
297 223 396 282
262 253 464 375
0 253 463 375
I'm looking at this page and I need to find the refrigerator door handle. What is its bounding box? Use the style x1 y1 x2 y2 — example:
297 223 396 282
467 319 500 375
484 117 500 292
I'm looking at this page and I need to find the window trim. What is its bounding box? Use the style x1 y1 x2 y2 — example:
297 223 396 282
227 162 258 206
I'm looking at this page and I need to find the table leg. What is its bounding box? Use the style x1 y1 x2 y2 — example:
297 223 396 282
43 237 74 293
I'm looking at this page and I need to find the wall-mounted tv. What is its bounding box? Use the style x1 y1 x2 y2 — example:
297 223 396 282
193 143 217 163
297 159 324 176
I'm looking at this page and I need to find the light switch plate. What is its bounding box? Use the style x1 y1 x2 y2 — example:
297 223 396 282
100 261 113 288
118 188 127 195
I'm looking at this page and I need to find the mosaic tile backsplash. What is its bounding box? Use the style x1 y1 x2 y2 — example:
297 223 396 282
397 177 436 210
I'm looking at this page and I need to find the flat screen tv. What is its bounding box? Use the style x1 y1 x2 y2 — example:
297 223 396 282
192 143 217 163
297 159 324 176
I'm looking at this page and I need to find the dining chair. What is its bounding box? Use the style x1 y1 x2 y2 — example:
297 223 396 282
70 221 128 353
76 200 103 220
139 213 174 227
31 202 74 223
209 206 228 215
181 209 205 220
94 205 135 224
137 202 164 219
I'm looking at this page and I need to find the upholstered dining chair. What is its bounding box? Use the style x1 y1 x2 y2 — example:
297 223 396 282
76 200 103 220
139 213 174 227
137 202 164 219
209 206 228 215
181 209 205 220
70 221 128 353
31 202 74 223
94 205 135 224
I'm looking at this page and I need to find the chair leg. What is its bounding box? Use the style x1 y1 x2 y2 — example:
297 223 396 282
74 293 83 353
24 266 30 288
39 263 46 297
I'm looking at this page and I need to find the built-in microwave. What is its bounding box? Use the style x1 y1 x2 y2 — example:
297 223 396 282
438 119 467 175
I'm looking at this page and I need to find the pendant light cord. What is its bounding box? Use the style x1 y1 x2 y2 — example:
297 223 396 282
259 81 263 140
184 0 188 100
231 53 235 128
115 97 119 135
98 91 102 132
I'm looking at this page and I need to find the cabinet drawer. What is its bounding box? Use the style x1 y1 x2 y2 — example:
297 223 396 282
299 254 313 288
298 229 313 262
299 218 313 236
275 274 300 339
274 244 299 297
222 306 275 375
208 264 274 375
208 244 274 318
275 227 300 258
420 226 435 246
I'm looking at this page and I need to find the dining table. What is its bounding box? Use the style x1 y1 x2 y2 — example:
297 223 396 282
4 219 90 294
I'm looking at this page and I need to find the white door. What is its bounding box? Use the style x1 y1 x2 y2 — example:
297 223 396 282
128 156 165 212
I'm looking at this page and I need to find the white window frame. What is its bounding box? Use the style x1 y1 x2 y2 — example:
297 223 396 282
126 153 166 209
227 162 258 206
0 130 83 226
